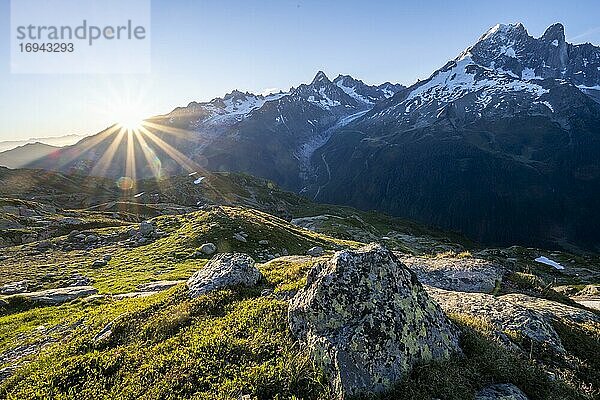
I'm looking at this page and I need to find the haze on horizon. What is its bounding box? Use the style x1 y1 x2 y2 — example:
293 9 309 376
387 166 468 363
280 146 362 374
1 0 600 142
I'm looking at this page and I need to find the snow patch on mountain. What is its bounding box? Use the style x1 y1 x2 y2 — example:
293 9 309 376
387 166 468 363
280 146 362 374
522 68 542 80
307 87 342 109
535 256 564 270
223 92 288 116
403 57 548 111
335 77 374 105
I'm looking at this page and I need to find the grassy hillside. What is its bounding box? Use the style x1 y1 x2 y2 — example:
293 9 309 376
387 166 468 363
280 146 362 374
0 169 598 399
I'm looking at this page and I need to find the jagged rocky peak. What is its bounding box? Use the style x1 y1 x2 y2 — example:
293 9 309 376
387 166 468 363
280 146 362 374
333 74 404 104
457 22 600 88
479 22 528 41
541 22 566 44
467 22 533 63
311 70 331 85
333 74 360 85
223 89 255 101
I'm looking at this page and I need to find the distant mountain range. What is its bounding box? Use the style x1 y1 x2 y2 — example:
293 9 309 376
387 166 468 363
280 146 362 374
0 143 59 169
0 134 85 153
14 22 600 251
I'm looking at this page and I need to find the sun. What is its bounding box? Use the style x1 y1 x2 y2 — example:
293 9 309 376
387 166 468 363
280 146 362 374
119 116 145 131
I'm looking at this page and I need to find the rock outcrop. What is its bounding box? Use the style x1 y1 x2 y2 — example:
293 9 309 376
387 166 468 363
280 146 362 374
137 280 185 292
5 286 98 305
401 255 504 293
0 280 29 295
288 243 460 398
187 253 262 298
427 287 600 356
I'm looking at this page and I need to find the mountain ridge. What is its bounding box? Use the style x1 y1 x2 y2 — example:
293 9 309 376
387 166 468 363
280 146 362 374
17 22 600 251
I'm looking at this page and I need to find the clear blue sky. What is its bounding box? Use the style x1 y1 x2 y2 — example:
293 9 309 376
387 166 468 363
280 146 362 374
1 0 600 141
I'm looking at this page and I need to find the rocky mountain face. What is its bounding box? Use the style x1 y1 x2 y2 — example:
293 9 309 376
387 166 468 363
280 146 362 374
468 23 600 88
309 23 600 251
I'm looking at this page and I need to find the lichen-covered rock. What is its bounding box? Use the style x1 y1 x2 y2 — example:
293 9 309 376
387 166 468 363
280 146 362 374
187 253 262 298
288 243 460 398
475 383 529 400
401 255 504 293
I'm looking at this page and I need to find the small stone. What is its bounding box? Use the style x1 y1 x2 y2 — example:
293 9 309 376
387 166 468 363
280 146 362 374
37 241 52 249
69 274 90 286
258 240 269 245
103 254 112 262
200 243 217 255
92 259 107 268
475 384 529 400
306 246 324 257
234 233 247 243
84 235 98 243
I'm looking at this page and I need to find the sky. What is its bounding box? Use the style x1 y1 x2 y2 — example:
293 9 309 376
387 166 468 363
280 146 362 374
1 0 600 141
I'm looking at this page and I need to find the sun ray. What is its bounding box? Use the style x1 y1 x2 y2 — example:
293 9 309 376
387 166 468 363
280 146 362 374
48 124 121 170
125 129 138 185
134 128 163 181
89 127 127 177
138 127 200 173
142 120 199 141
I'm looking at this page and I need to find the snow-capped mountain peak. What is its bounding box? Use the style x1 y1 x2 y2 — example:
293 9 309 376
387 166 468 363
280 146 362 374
462 22 600 88
479 22 527 42
365 22 600 130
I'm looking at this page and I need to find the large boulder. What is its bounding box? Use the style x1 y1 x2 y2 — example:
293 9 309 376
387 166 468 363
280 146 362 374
187 253 262 298
288 243 460 398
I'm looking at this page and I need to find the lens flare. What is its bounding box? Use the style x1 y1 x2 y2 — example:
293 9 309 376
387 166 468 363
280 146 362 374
116 176 134 190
